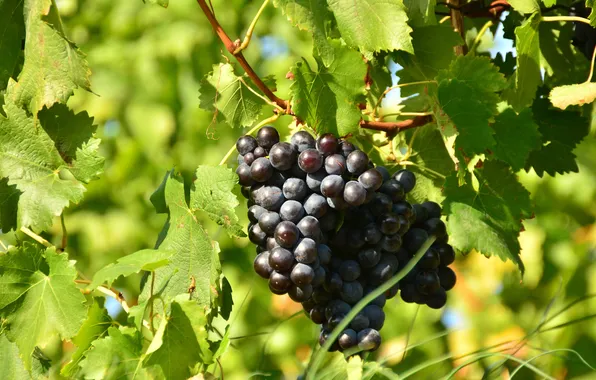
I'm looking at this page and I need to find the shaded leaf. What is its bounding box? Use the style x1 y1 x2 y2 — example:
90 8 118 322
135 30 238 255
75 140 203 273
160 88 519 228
0 334 30 380
437 55 507 93
191 165 245 237
0 244 86 369
549 82 596 109
327 0 413 54
443 160 531 274
0 0 25 90
0 177 19 232
89 249 174 290
508 0 541 14
290 40 366 136
404 0 437 26
491 108 541 171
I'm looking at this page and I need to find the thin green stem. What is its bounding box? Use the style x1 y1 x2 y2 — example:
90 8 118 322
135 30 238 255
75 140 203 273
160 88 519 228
510 349 595 378
587 44 596 82
238 77 285 111
469 20 493 54
20 226 52 248
541 15 591 25
218 114 280 166
60 214 68 251
306 235 437 379
234 0 270 54
442 353 555 380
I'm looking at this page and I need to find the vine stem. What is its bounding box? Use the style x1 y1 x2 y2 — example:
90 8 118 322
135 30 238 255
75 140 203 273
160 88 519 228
360 115 433 133
218 114 280 166
541 15 592 25
586 44 596 83
233 0 270 54
195 0 287 110
449 0 468 55
19 226 52 248
60 214 67 251
306 235 437 379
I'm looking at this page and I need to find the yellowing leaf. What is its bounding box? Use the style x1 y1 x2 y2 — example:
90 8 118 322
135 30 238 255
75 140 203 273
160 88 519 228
549 82 596 110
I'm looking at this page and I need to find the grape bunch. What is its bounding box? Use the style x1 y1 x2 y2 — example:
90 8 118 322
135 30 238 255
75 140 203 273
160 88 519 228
235 126 457 354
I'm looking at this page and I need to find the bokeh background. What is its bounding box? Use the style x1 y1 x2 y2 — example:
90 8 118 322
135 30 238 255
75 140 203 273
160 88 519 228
2 0 595 378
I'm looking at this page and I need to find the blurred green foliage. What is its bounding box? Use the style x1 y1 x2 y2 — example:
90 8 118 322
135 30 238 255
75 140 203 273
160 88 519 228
1 0 595 378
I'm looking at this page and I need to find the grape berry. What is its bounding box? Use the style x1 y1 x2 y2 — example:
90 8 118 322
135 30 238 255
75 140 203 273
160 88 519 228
236 126 457 354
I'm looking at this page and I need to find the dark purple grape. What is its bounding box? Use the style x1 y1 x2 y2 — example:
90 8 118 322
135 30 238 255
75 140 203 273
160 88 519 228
357 328 381 351
297 216 321 241
247 205 266 223
426 287 447 309
418 248 440 270
358 169 383 191
291 130 316 152
324 272 343 293
250 157 273 182
258 211 281 235
363 224 382 245
254 251 273 278
304 194 328 218
436 243 455 266
438 266 456 290
424 218 447 239
339 141 356 157
267 169 289 188
269 246 294 271
365 289 386 308
380 214 400 235
316 133 339 156
363 305 385 330
288 162 307 179
241 186 250 199
340 281 364 304
393 169 416 193
369 255 399 285
248 224 267 245
291 263 315 286
380 179 405 203
236 164 253 186
288 284 313 302
325 300 351 320
415 271 441 295
385 284 399 299
396 215 411 236
298 149 323 173
338 329 358 350
412 203 429 225
320 175 344 198
236 135 258 155
293 238 317 263
327 196 348 210
346 150 369 175
358 248 381 269
280 200 305 223
302 298 317 313
318 244 332 265
400 283 421 303
403 228 429 253
319 210 339 232
376 166 391 181
266 237 279 251
282 178 307 201
269 271 292 294
306 169 327 193
422 201 442 219
350 313 370 331
380 233 402 253
254 146 267 158
254 186 284 211
274 221 299 248
327 314 345 329
393 202 415 224
319 330 340 352
269 142 296 171
343 181 366 206
256 126 280 150
338 260 361 282
310 306 326 324
369 193 393 217
312 266 326 287
242 152 255 165
312 289 332 304
325 154 347 175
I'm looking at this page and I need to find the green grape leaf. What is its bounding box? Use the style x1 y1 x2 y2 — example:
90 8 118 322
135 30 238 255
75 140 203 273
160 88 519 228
404 0 437 26
437 55 508 93
89 249 174 290
491 108 541 172
143 0 169 7
367 55 393 100
507 0 541 14
0 177 19 232
79 326 148 379
0 102 103 232
273 0 335 66
437 79 495 157
549 82 596 110
191 165 245 237
6 0 90 115
394 25 462 85
290 40 366 136
503 14 541 112
588 0 596 26
150 170 172 215
0 334 30 380
61 298 112 377
0 0 25 90
525 97 589 176
145 297 213 378
404 124 453 204
0 244 86 370
198 63 268 128
327 0 414 54
443 160 532 274
139 171 223 313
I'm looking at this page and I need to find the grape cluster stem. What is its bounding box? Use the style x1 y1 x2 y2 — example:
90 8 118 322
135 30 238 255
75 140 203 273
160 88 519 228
195 0 434 134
